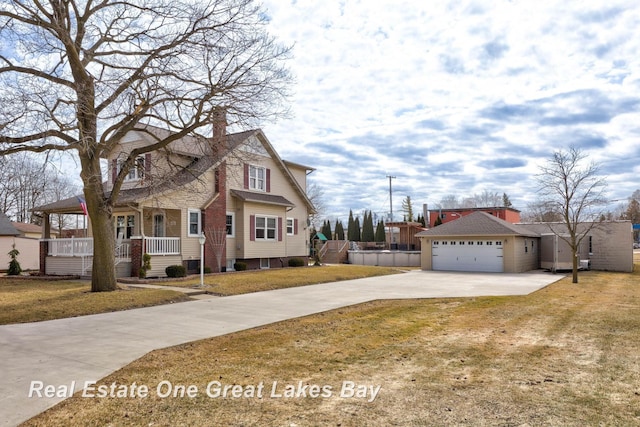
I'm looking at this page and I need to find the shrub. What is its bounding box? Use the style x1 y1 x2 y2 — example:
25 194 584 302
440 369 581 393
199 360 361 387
165 264 187 278
204 266 212 274
234 262 247 271
139 253 152 278
288 257 305 267
7 244 22 276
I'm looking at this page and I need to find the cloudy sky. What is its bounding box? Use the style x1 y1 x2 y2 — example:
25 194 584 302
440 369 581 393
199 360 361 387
256 0 640 222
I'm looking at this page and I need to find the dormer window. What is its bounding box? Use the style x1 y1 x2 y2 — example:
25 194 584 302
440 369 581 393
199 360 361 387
249 165 265 191
118 156 145 181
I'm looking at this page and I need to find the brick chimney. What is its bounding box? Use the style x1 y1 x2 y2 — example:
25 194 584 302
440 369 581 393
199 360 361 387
212 108 227 147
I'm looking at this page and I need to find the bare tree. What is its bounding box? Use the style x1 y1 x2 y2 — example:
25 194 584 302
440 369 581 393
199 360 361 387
204 226 227 273
472 190 502 207
536 147 607 283
401 195 414 221
306 182 325 228
0 0 291 291
0 153 79 224
438 194 460 209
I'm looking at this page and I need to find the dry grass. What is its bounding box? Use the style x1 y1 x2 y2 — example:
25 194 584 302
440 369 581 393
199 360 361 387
158 264 404 295
25 265 640 426
0 279 190 325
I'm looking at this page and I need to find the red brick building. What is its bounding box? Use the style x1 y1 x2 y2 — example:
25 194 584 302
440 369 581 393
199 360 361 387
428 207 521 227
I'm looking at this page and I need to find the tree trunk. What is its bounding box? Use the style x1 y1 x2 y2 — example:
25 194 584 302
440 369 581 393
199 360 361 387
572 251 579 284
80 152 117 292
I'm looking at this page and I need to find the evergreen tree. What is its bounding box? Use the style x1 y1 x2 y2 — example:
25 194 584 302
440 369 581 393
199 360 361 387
7 244 22 276
334 219 345 240
503 193 513 207
347 210 357 241
375 220 386 242
434 216 443 226
321 220 332 240
354 216 361 241
362 211 375 242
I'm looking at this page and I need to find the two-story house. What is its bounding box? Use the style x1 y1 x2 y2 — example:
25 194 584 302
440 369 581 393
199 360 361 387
35 123 315 278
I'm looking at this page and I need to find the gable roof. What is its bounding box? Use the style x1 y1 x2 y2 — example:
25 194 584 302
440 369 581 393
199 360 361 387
416 211 539 238
0 212 20 236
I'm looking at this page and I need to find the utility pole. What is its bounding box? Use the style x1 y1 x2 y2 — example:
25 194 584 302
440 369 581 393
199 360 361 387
387 175 396 249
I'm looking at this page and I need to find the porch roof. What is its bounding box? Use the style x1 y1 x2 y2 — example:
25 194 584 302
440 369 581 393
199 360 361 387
230 189 295 208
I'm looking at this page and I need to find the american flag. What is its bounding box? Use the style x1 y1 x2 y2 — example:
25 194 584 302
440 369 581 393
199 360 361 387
77 196 88 216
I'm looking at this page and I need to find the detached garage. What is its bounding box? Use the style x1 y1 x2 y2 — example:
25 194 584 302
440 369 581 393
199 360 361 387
416 212 540 273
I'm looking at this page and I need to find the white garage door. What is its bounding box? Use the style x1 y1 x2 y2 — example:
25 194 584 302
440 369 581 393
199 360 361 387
432 239 503 272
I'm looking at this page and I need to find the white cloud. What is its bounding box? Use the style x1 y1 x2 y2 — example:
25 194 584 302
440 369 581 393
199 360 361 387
257 0 640 221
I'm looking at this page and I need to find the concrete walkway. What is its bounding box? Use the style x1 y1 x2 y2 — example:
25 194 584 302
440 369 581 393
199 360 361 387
0 270 563 426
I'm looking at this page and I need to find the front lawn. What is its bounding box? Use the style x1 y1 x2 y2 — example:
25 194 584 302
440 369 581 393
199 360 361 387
0 279 190 325
24 266 640 426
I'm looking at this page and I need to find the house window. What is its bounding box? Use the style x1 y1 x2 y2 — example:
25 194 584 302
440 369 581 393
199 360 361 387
487 241 493 246
153 214 165 237
188 209 201 237
115 215 135 239
477 241 483 245
226 213 235 237
249 165 266 191
468 241 474 245
496 241 502 246
286 218 294 235
260 258 270 269
460 241 465 245
119 156 145 181
255 216 277 240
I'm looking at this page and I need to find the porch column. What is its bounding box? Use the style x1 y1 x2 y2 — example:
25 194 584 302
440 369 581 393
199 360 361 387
43 213 51 239
130 236 143 278
39 213 50 275
39 240 48 275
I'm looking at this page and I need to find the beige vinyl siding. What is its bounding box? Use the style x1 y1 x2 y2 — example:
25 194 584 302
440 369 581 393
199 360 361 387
227 148 311 261
146 255 183 277
419 238 434 270
518 221 633 273
45 257 86 276
242 203 287 259
502 236 539 273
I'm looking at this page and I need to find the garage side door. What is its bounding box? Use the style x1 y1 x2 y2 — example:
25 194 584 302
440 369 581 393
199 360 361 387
432 240 503 272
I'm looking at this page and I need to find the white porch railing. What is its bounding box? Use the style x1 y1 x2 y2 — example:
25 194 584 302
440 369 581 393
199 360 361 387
47 237 94 256
46 237 180 257
47 238 131 260
145 237 181 255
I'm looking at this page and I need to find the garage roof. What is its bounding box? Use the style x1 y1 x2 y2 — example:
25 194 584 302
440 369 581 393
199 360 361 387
416 211 539 238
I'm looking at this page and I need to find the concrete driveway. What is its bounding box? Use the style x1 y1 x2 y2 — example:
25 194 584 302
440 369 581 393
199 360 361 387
0 270 563 426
